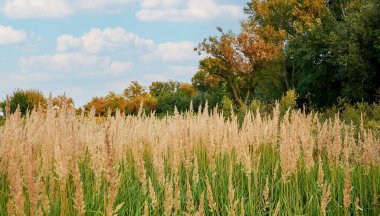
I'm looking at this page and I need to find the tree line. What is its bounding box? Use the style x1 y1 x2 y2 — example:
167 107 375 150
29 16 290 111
196 0 379 109
1 0 379 120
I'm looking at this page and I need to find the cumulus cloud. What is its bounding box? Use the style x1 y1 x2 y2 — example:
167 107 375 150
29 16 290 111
71 0 132 11
140 0 182 8
0 25 27 45
141 41 198 62
107 61 134 76
17 53 133 80
1 0 133 19
57 28 154 53
2 0 73 19
137 0 243 22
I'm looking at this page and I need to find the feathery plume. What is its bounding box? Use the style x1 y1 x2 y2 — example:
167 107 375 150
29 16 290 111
320 183 331 216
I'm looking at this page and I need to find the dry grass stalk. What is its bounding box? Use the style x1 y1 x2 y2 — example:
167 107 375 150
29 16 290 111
173 177 180 215
355 197 362 215
193 156 199 185
148 177 157 209
164 179 173 216
318 156 324 188
343 159 351 209
320 183 331 216
113 203 124 216
143 200 149 216
205 176 215 212
73 162 85 216
240 198 245 216
5 95 10 121
196 192 205 216
7 160 24 215
23 152 39 214
272 200 280 216
0 101 379 215
186 177 194 213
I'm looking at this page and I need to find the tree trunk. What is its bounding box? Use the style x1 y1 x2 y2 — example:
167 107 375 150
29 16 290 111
229 81 246 109
283 59 290 90
291 65 295 89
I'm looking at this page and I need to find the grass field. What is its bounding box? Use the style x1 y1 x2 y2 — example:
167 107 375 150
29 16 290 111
0 103 379 215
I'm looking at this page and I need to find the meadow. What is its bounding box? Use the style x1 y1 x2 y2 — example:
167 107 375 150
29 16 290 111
0 101 379 216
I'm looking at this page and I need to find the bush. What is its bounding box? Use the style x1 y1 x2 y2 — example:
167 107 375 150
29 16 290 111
279 89 298 115
5 89 47 116
221 96 234 118
321 98 380 132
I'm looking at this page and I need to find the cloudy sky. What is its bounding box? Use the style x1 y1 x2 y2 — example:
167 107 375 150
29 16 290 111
0 0 244 106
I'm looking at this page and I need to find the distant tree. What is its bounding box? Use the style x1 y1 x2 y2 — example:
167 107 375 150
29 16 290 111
0 101 5 118
196 25 285 109
53 95 74 109
104 92 127 115
123 81 157 115
5 89 47 115
125 95 157 115
124 81 147 99
149 81 181 97
178 83 196 96
84 97 106 116
192 70 224 92
148 81 196 115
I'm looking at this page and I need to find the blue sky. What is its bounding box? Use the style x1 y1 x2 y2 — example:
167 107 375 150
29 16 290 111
0 0 245 106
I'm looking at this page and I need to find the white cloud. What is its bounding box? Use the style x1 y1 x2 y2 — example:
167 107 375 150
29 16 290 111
137 0 243 22
140 0 182 8
141 41 197 62
57 28 154 54
72 0 132 11
2 0 73 19
17 53 133 80
0 25 27 45
105 79 133 92
1 0 133 19
56 35 81 52
107 61 134 76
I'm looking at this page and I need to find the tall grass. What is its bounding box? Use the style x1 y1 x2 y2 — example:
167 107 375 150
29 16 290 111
0 101 379 215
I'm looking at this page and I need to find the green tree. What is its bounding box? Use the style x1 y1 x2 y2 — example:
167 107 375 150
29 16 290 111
287 0 380 107
244 0 327 89
123 81 157 115
104 92 127 115
5 89 47 115
149 81 195 115
123 81 147 99
149 81 181 97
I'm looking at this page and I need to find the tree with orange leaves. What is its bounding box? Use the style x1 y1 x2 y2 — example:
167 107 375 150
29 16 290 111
245 0 326 38
196 0 331 109
53 95 75 110
197 23 285 109
244 0 327 89
84 97 106 116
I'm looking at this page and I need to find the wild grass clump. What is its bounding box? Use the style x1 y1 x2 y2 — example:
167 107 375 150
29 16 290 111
0 100 379 215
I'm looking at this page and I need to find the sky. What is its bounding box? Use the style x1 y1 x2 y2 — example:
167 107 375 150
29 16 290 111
0 0 245 106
